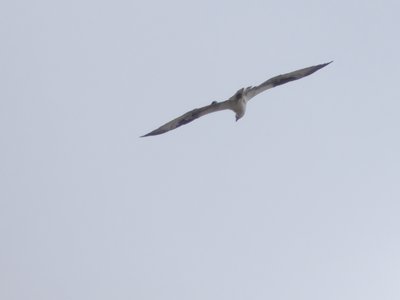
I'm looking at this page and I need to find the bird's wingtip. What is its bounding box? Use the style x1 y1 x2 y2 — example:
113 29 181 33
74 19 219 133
140 133 152 138
314 60 333 71
140 129 166 138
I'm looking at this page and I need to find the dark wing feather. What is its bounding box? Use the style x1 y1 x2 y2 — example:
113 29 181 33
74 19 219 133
141 100 232 137
245 61 332 100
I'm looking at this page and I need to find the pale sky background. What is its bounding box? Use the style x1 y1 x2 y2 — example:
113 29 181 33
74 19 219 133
1 0 400 299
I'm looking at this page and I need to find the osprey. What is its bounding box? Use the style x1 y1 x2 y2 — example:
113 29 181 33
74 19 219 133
141 61 332 137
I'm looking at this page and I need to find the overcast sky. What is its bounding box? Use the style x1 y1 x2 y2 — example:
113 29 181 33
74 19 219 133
1 0 400 299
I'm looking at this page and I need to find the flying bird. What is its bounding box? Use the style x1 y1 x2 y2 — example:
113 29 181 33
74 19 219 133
141 61 332 137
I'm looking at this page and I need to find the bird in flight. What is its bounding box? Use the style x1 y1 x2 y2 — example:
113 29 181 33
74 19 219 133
141 61 332 137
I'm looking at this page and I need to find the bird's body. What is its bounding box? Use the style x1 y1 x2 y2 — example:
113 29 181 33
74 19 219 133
141 61 332 137
224 87 248 121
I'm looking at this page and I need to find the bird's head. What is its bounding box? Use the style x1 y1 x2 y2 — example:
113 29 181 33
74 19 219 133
235 110 245 122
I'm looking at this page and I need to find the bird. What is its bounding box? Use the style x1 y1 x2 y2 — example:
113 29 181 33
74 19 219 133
141 61 332 137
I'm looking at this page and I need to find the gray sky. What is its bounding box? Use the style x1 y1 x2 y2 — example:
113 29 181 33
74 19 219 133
1 0 400 299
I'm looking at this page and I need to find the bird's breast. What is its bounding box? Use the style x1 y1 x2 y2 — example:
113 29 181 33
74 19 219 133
232 98 247 117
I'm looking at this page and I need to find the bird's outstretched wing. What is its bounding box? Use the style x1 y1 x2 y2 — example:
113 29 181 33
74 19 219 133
244 61 332 100
141 100 233 137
